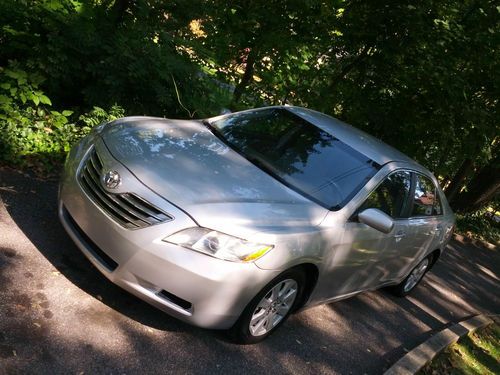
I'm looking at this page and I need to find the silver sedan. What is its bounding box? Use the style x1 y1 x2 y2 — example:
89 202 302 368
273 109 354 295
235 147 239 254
59 106 455 343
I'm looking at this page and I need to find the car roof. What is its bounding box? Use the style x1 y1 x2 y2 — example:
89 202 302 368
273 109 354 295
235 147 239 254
209 105 430 174
283 106 420 167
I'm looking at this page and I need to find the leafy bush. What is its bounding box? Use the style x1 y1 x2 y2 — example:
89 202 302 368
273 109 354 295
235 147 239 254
0 0 217 118
0 62 124 174
78 105 125 128
456 210 500 245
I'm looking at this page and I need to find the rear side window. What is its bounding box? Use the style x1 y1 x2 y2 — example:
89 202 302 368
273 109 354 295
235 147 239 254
412 174 441 216
358 171 412 218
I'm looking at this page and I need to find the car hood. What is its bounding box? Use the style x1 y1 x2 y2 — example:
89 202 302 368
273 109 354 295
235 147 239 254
100 117 327 235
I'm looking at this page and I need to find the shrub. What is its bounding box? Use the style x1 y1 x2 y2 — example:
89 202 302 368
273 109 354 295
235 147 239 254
456 210 500 245
0 62 124 174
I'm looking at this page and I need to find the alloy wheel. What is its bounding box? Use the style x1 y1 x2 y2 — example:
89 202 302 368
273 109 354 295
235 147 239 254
403 258 430 293
249 279 298 336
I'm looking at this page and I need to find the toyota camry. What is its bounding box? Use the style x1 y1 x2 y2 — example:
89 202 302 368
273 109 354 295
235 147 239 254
58 106 455 343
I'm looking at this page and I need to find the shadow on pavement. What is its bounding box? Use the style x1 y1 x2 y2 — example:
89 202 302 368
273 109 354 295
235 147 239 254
0 167 498 374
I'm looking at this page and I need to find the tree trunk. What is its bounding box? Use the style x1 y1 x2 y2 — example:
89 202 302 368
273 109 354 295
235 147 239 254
452 154 500 213
231 49 257 106
444 158 474 203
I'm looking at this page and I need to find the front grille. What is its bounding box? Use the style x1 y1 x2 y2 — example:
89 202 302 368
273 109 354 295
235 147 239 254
79 147 172 229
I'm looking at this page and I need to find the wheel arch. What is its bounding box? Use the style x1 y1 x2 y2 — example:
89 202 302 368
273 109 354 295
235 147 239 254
428 248 442 268
289 263 319 310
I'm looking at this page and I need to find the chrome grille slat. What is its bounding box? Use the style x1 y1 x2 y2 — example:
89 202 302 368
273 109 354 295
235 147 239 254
83 166 151 225
115 196 162 224
79 173 134 228
89 150 103 172
81 169 141 228
118 194 167 221
78 147 172 229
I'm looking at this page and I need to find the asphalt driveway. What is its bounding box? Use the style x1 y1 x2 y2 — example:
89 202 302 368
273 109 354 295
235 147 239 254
0 167 498 374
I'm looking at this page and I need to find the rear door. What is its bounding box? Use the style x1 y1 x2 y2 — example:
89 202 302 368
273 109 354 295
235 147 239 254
401 173 445 277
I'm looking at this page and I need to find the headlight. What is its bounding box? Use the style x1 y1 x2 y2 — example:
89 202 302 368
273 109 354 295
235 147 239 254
163 227 273 262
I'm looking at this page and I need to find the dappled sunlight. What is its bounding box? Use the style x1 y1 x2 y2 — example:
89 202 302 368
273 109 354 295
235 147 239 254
0 0 497 372
1 168 499 374
405 296 449 325
476 264 499 281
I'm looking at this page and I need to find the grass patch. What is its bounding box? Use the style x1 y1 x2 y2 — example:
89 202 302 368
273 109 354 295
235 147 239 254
420 323 500 375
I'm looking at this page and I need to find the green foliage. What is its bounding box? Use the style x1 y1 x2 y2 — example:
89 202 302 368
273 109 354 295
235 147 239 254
0 0 497 215
0 62 124 173
0 0 222 118
456 210 500 245
78 105 125 128
420 324 500 375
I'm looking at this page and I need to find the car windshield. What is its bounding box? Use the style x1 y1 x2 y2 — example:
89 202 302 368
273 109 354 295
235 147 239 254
209 108 379 210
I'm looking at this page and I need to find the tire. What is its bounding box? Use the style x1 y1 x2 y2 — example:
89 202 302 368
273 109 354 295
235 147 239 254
228 268 306 344
390 255 432 297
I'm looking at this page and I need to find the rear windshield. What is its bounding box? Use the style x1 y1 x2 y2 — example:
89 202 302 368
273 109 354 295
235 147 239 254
209 108 379 209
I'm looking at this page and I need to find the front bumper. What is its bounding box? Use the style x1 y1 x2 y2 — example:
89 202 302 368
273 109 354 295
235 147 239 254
58 137 280 329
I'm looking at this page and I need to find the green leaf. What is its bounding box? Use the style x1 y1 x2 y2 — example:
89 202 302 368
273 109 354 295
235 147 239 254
62 110 73 116
32 96 40 106
5 70 20 79
0 95 11 104
39 95 52 106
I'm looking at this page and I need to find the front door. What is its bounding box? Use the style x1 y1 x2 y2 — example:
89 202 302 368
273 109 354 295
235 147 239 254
324 170 413 297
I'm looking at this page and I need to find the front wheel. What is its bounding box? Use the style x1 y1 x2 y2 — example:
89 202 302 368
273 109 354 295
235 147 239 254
391 255 431 297
228 268 305 344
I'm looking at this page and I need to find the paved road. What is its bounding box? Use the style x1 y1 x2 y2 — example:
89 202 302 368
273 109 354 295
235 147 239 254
0 167 498 375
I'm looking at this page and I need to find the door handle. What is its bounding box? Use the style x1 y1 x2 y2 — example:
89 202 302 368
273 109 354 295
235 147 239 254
428 225 443 235
394 231 406 239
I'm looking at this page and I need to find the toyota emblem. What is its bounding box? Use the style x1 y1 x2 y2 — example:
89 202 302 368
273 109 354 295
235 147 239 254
103 170 121 189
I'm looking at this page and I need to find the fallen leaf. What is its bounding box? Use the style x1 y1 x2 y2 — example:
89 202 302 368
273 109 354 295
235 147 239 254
33 322 41 328
51 271 61 276
296 339 302 344
12 350 17 357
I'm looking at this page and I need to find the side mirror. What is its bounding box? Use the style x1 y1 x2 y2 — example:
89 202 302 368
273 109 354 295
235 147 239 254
358 208 394 234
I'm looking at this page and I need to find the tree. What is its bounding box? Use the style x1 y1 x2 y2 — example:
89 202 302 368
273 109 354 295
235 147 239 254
452 142 500 213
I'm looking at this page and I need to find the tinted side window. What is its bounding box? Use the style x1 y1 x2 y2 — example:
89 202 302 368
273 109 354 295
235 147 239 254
358 171 412 218
434 191 443 215
412 174 440 216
